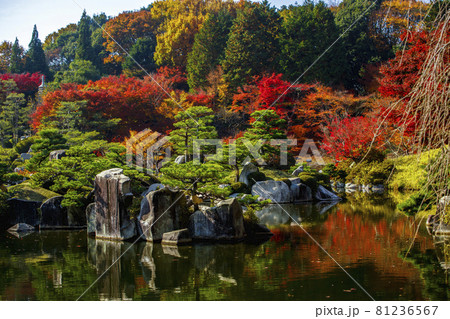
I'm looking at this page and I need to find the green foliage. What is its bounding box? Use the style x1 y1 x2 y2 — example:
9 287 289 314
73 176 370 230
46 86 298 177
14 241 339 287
187 10 233 90
24 25 50 78
230 182 249 194
298 172 318 194
169 106 217 158
123 36 157 77
280 0 346 85
237 194 270 225
222 2 280 89
8 182 60 202
247 171 266 188
397 191 433 216
27 129 67 170
9 38 24 73
160 161 230 208
345 160 394 185
0 92 31 146
322 163 347 182
0 147 19 184
76 11 95 62
14 136 36 154
53 59 101 85
0 190 10 217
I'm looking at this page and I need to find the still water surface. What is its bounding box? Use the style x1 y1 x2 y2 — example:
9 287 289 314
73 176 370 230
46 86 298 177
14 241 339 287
0 194 448 300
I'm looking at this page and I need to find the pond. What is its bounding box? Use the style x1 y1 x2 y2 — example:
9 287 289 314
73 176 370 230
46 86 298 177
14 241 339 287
0 193 449 301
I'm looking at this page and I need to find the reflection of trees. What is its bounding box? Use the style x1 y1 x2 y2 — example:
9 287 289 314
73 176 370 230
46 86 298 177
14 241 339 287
401 237 450 301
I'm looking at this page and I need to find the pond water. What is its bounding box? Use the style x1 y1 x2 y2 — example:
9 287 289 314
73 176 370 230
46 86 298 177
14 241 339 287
0 193 449 301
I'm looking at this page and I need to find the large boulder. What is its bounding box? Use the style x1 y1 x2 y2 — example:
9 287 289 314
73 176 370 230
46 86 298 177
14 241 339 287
141 183 165 197
49 149 67 161
138 188 189 242
251 180 292 203
94 168 136 241
161 229 192 246
189 198 245 241
5 198 41 228
238 162 259 186
290 182 312 202
437 196 450 215
40 196 67 228
315 185 340 202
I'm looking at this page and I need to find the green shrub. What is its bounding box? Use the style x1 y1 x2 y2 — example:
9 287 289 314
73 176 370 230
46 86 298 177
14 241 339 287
14 137 37 154
298 173 318 194
397 192 433 216
322 164 347 182
230 182 250 194
243 208 259 225
344 160 394 185
247 171 266 188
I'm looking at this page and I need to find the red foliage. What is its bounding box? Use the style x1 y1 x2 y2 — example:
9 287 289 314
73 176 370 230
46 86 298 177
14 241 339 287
155 66 187 90
0 73 42 97
32 75 174 138
185 92 215 107
321 116 386 161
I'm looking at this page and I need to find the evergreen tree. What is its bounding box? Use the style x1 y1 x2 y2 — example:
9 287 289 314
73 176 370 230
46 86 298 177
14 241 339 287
280 1 347 85
9 38 24 74
187 10 234 91
26 129 67 170
25 25 50 77
0 93 30 145
222 1 281 89
169 106 218 159
122 36 157 77
76 10 94 62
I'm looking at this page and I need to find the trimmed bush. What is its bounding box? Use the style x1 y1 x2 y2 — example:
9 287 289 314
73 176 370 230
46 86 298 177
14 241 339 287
230 182 250 194
247 171 266 188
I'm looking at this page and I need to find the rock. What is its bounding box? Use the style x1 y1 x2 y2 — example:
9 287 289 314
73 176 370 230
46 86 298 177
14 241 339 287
86 203 96 235
292 165 304 177
141 183 165 197
289 178 302 185
290 183 313 202
8 223 35 232
238 162 259 186
372 185 385 193
138 188 189 242
218 184 230 189
229 193 240 198
161 228 192 245
49 149 67 161
315 185 340 201
5 198 41 228
40 196 67 228
174 155 186 164
189 198 245 241
20 153 32 161
251 180 292 203
94 168 136 241
345 183 359 190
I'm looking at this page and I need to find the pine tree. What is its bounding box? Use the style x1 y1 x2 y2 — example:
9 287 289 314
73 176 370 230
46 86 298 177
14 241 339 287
187 10 233 91
75 10 94 62
9 38 24 74
0 93 30 145
222 2 281 89
25 25 50 77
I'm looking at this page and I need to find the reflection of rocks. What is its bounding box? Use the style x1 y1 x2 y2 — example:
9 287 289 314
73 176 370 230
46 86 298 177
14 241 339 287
7 223 35 238
94 168 136 241
94 239 136 300
427 196 450 236
432 236 450 270
315 185 341 202
256 203 332 226
162 229 192 245
139 242 157 290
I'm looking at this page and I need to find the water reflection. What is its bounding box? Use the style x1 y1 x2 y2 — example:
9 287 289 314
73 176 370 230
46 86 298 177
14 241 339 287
0 194 449 300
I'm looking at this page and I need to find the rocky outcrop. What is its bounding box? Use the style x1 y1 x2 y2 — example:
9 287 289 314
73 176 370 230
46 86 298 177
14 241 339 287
40 196 67 228
238 162 259 186
49 149 67 161
5 198 41 228
289 179 313 202
161 228 192 245
174 155 186 164
189 198 245 241
251 180 292 203
315 185 341 201
94 168 136 241
138 188 189 242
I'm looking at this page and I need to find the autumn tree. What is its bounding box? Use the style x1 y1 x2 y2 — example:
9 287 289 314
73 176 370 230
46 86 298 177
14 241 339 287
25 25 50 78
222 1 281 89
9 38 24 74
0 41 12 73
280 1 346 85
186 9 234 90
